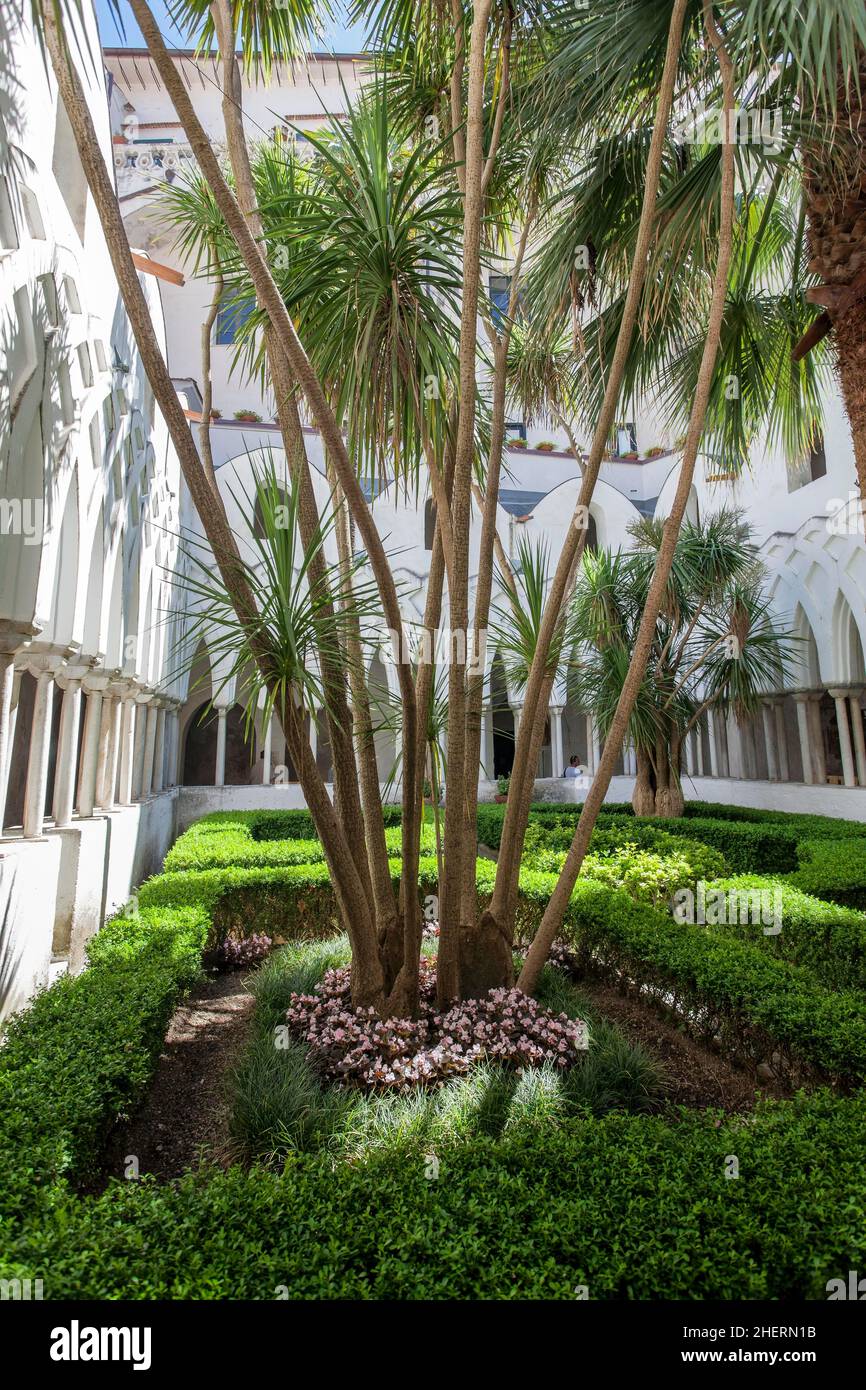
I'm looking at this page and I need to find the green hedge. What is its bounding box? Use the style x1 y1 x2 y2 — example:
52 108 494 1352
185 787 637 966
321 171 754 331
700 875 866 992
0 904 207 1227
5 1091 865 1299
684 801 866 839
790 838 866 910
164 819 434 873
139 856 446 944
558 879 866 1084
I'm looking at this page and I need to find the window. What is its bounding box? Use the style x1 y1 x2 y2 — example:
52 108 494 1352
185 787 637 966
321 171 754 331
809 435 827 482
505 419 526 442
215 293 254 345
489 274 511 331
612 422 637 456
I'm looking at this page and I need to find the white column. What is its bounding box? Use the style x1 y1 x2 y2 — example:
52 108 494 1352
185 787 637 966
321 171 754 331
52 673 83 827
77 682 105 817
0 651 17 832
829 689 857 788
511 703 522 740
806 694 827 783
725 712 742 778
117 695 137 805
774 701 789 781
550 705 564 780
153 705 166 793
170 708 180 786
106 692 123 808
683 731 694 777
849 692 866 787
794 695 813 785
262 711 273 784
695 721 705 776
94 695 114 808
762 702 778 782
308 713 317 768
478 707 489 780
215 706 228 787
23 668 55 838
141 703 158 797
707 708 719 778
132 697 149 799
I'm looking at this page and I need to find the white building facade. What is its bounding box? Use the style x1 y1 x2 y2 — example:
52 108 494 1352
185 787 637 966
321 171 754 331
1 9 865 1019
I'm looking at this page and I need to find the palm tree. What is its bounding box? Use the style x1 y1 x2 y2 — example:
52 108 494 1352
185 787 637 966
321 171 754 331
569 513 795 818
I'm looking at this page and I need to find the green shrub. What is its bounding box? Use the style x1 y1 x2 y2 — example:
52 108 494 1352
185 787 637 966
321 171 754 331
0 905 207 1225
6 1091 866 1299
700 875 866 992
790 839 866 910
560 879 866 1084
684 801 866 839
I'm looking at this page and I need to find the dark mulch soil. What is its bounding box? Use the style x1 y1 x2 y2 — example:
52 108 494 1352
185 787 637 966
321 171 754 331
575 973 790 1113
96 971 255 1186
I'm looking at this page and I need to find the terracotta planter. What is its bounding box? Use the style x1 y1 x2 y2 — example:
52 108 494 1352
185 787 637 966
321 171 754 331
494 793 508 804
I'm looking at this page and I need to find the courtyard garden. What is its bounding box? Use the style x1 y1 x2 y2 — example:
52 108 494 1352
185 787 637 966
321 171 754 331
2 798 866 1300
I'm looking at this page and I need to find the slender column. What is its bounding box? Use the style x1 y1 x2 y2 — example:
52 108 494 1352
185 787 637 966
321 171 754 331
77 681 106 817
170 708 180 786
478 707 489 780
849 692 866 787
141 703 158 797
23 668 56 838
104 692 122 809
117 694 137 804
694 721 705 777
308 714 317 767
707 708 719 778
511 703 522 740
131 696 150 799
829 689 857 788
725 712 742 778
262 711 273 784
94 694 114 808
215 706 228 787
774 701 789 781
485 705 495 779
53 673 84 827
550 705 564 780
806 694 827 783
152 705 166 793
762 702 779 782
793 695 813 785
0 652 17 832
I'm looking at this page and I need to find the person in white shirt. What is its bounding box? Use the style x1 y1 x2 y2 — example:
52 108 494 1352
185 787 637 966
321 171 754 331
564 754 581 778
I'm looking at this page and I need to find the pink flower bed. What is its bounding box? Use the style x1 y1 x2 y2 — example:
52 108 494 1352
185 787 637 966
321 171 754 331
215 932 272 970
285 961 588 1091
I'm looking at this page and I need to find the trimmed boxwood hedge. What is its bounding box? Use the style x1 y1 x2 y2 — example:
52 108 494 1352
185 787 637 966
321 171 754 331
0 904 207 1226
3 802 866 1302
559 878 866 1084
790 838 866 910
701 874 866 992
4 1091 865 1300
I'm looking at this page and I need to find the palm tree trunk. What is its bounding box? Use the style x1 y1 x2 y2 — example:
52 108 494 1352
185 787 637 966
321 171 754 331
518 0 736 994
438 0 493 1005
124 0 421 977
803 52 866 537
487 0 690 950
40 6 386 1003
208 3 392 960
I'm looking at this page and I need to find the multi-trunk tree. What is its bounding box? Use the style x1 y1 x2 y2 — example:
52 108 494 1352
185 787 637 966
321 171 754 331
39 0 865 1012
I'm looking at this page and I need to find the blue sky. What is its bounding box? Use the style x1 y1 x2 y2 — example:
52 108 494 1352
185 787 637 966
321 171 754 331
94 1 367 52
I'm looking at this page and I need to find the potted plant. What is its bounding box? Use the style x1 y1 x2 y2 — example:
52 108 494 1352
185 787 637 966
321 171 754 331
509 437 528 448
209 408 222 421
234 408 262 423
495 773 510 804
621 450 639 460
645 444 665 458
536 440 556 452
